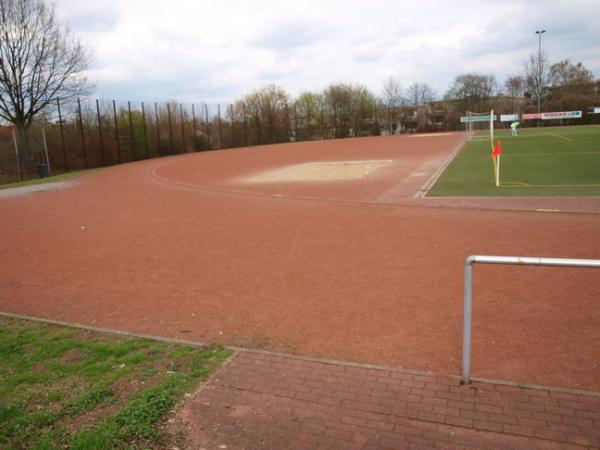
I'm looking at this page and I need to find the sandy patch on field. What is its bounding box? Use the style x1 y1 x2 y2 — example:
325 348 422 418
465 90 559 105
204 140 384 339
240 160 394 183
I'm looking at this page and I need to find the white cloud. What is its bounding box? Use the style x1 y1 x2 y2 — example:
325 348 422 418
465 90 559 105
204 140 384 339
54 0 600 103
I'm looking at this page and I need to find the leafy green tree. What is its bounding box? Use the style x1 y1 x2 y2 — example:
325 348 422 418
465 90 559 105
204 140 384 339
295 91 324 140
323 83 354 138
234 85 290 145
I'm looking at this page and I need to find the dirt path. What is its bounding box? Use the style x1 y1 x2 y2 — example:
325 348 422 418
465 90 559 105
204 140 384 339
0 181 67 198
1 133 599 391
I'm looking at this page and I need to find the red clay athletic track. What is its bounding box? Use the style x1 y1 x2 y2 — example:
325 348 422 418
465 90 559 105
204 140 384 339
1 133 599 391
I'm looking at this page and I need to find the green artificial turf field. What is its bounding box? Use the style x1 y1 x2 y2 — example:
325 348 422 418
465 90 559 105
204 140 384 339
428 125 600 196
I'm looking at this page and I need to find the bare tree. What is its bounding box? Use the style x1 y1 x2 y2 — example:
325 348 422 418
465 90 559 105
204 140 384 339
546 60 596 111
381 77 403 134
504 75 524 111
504 75 524 97
0 0 92 132
445 73 497 111
407 82 436 105
523 52 551 111
549 59 594 87
381 77 403 108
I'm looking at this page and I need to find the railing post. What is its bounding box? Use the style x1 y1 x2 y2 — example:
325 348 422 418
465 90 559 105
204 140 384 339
462 257 474 384
461 255 600 386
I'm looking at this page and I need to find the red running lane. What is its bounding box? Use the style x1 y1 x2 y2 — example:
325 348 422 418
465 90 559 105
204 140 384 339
153 133 466 202
1 134 599 391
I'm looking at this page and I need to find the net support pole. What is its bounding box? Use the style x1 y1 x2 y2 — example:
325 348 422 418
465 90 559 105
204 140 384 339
12 128 22 181
42 127 51 175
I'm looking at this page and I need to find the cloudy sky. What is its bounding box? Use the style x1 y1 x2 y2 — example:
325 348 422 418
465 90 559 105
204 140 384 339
55 0 600 104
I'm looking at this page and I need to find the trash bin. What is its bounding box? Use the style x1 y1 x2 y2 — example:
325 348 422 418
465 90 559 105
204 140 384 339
36 164 50 178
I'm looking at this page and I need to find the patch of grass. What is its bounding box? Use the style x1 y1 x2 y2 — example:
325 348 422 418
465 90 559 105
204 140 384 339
64 386 115 416
0 317 230 449
44 391 64 404
0 168 97 190
428 125 600 196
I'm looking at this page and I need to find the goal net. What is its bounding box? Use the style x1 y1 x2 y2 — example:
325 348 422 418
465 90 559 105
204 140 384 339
463 110 495 153
465 110 493 134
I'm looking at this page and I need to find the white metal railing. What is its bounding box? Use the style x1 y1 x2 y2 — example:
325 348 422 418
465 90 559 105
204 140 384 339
462 255 600 385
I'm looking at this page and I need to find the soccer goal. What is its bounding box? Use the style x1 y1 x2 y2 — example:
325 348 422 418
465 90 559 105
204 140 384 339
462 110 495 145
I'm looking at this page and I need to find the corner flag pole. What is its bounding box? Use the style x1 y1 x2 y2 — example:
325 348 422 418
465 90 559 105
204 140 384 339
496 153 500 187
490 110 500 187
489 109 494 153
491 140 502 187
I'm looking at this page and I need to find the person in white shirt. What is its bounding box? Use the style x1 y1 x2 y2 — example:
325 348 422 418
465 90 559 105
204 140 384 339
510 121 520 136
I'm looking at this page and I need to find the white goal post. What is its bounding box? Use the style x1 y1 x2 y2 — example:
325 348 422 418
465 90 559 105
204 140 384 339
462 110 495 147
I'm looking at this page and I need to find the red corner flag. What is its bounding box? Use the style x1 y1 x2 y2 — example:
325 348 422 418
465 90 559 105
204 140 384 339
491 140 502 158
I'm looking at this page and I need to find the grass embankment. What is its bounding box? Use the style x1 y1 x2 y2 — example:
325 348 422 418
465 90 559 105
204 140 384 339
0 317 230 449
428 125 600 196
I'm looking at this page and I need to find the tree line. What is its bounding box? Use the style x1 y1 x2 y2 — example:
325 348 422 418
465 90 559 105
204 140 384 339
1 0 599 183
444 56 596 113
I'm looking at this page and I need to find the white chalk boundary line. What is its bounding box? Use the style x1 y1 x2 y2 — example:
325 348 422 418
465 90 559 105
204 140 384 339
1 311 599 399
413 136 468 199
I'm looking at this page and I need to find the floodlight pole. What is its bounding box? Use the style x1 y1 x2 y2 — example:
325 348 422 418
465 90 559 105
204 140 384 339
535 30 546 118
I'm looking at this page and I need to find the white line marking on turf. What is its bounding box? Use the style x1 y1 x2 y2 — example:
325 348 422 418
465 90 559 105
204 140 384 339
413 137 467 199
545 132 572 141
536 208 560 212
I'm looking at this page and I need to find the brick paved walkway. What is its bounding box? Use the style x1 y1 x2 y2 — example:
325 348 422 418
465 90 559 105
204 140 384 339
180 351 600 449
